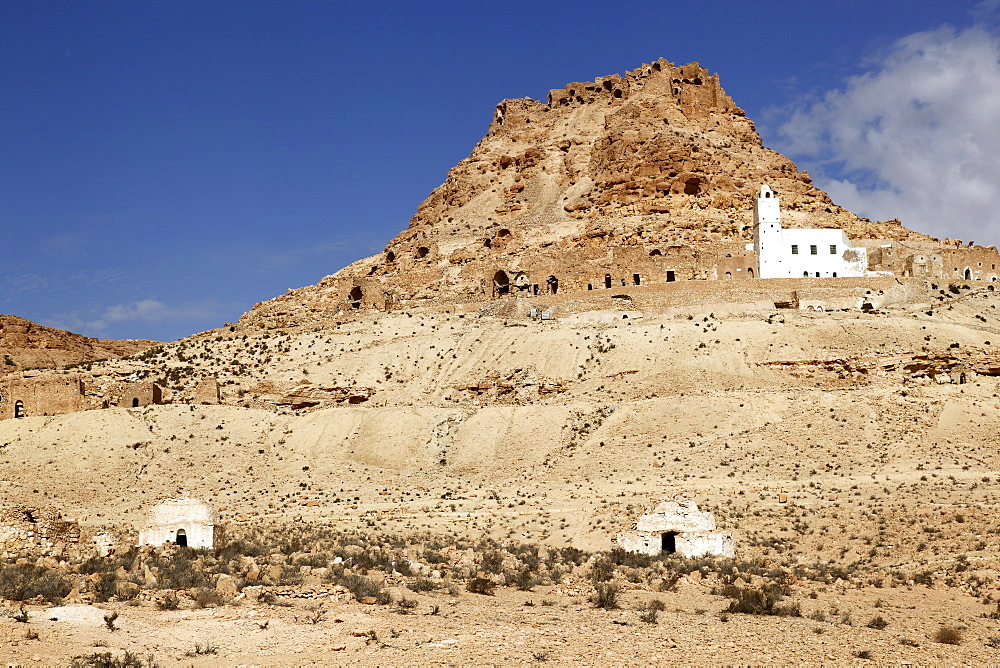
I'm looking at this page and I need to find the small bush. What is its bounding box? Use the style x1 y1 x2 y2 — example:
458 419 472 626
0 563 72 603
934 626 963 645
590 558 614 583
720 583 799 616
866 616 888 630
194 588 224 608
408 577 437 592
69 651 158 667
185 642 218 656
591 582 620 610
93 573 118 603
512 568 537 591
480 551 503 574
156 592 180 610
342 574 391 604
639 608 658 624
467 577 496 596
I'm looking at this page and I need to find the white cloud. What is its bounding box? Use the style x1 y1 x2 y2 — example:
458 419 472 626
777 25 1000 245
52 299 220 338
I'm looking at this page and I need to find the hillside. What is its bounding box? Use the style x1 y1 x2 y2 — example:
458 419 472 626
0 313 158 376
237 58 936 329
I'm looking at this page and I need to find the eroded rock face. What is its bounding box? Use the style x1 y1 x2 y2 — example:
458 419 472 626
238 59 934 329
0 314 158 376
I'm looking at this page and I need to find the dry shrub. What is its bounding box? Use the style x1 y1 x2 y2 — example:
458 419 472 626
0 563 71 603
407 577 437 592
467 577 496 596
342 574 391 604
194 588 224 608
720 583 800 617
591 582 620 610
934 626 963 645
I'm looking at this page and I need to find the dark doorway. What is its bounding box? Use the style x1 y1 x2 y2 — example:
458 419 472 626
661 532 677 554
965 268 972 280
748 268 754 278
633 274 641 286
493 271 510 296
348 286 363 309
666 270 676 282
547 275 559 295
604 274 612 289
131 398 139 408
175 529 187 547
14 401 24 418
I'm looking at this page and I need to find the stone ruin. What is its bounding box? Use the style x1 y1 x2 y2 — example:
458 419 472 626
119 381 162 408
138 497 222 550
0 505 83 558
616 499 734 558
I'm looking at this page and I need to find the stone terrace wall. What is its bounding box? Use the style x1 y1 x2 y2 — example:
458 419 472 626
0 506 83 558
472 276 906 319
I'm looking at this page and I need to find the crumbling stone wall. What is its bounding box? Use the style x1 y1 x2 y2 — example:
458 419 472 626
0 506 82 558
119 381 162 408
193 377 221 404
0 375 86 419
867 241 1000 282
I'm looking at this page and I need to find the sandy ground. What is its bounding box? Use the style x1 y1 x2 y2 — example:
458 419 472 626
2 284 1000 664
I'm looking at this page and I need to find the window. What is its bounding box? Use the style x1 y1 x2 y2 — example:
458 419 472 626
830 245 837 254
810 245 818 255
791 245 798 255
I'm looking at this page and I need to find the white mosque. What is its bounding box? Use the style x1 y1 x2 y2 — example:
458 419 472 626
751 185 871 279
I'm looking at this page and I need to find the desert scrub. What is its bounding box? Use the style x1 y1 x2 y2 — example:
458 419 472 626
69 651 160 668
466 577 497 595
590 582 620 610
341 574 391 604
934 626 963 645
0 562 72 603
719 583 800 617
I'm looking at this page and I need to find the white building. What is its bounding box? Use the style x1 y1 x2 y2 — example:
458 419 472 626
752 185 869 279
138 497 220 549
616 499 734 558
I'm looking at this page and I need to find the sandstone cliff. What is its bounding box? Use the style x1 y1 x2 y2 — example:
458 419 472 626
238 58 933 328
0 314 158 376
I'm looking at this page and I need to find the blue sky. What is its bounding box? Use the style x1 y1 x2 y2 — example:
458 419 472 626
3 0 999 341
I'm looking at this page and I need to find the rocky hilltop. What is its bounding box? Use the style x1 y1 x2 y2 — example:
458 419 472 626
0 314 157 376
239 58 933 328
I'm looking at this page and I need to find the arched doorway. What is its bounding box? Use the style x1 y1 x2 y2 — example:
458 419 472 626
604 274 612 289
724 272 732 280
175 529 187 547
14 401 24 418
132 398 139 408
547 275 559 295
493 271 510 296
747 268 754 278
348 286 363 309
965 267 972 280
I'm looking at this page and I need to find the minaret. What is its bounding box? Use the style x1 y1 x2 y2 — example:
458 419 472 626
752 185 782 278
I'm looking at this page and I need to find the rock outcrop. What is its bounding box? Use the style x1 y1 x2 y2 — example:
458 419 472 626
0 314 158 376
238 58 936 329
